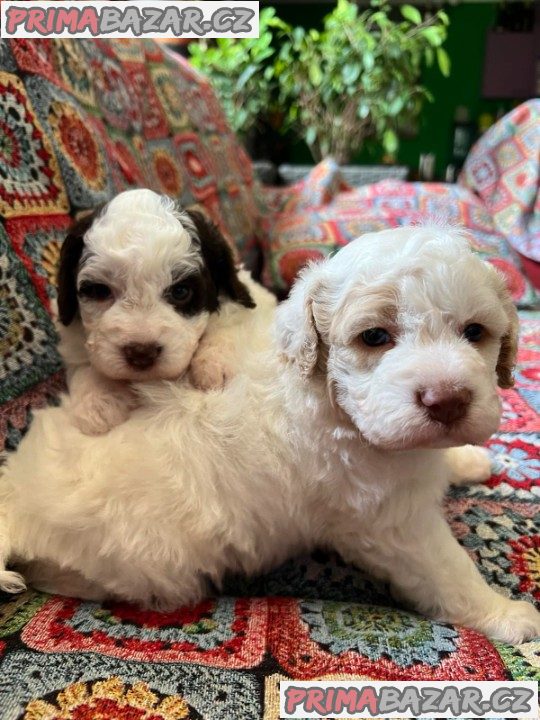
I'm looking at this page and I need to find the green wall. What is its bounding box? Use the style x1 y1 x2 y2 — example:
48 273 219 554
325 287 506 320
274 2 514 178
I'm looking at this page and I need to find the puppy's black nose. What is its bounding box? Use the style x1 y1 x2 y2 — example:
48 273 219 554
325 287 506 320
418 387 472 425
122 342 162 370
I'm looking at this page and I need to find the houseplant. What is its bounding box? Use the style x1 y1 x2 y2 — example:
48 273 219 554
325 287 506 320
275 0 450 183
189 0 450 185
188 6 286 172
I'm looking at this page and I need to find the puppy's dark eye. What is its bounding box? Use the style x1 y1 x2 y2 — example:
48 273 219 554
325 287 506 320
360 328 391 347
463 323 484 343
168 282 193 304
78 281 112 301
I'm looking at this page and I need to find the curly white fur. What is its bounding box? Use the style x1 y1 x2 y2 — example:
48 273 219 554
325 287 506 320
57 189 253 435
1 225 538 644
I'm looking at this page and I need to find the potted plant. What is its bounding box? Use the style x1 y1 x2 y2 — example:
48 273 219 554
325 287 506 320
188 7 287 182
275 0 451 185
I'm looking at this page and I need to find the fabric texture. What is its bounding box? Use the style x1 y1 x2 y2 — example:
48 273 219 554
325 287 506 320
260 158 538 302
460 99 540 263
0 38 539 718
0 38 262 451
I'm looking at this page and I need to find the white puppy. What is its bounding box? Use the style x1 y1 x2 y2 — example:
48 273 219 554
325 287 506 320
56 189 257 435
1 225 538 645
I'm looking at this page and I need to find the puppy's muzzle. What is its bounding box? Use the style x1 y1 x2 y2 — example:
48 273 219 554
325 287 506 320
122 342 163 371
417 386 472 425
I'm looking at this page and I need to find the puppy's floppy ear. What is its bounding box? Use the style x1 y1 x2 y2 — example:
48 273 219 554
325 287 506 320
497 325 518 389
57 208 102 326
185 209 255 309
276 268 322 378
488 264 519 389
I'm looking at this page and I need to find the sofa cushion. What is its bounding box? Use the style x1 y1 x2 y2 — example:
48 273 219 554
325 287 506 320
261 147 538 307
460 99 540 263
0 39 260 451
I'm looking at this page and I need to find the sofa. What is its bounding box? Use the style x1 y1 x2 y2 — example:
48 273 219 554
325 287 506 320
0 38 538 719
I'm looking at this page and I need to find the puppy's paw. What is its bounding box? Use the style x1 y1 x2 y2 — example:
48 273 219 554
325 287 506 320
482 600 540 644
71 396 132 435
148 595 180 613
190 356 232 392
448 445 492 485
0 570 26 594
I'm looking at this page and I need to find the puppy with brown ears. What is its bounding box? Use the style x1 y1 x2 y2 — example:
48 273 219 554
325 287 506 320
56 189 257 435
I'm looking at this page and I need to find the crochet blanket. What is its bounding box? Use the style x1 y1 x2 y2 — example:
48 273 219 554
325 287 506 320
0 38 262 452
460 100 540 263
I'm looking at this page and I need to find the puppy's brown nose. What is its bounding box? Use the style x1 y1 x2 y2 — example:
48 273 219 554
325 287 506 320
418 387 472 425
122 342 162 370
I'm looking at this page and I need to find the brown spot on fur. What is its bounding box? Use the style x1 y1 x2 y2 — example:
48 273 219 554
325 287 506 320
496 331 517 389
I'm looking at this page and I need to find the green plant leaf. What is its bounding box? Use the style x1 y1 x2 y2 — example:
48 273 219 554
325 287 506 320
421 27 443 47
293 26 305 44
309 64 323 86
438 10 450 26
363 51 375 72
369 11 388 27
436 47 451 77
342 63 361 85
383 128 398 153
235 107 248 128
306 125 317 147
388 96 404 116
358 102 370 119
400 4 422 24
237 65 258 90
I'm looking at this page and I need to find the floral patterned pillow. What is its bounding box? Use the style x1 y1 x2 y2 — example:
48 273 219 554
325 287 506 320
260 162 538 306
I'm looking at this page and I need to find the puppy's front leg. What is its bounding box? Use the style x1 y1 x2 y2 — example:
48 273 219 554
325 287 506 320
446 444 492 485
0 507 26 594
190 331 235 391
335 513 540 644
68 366 139 435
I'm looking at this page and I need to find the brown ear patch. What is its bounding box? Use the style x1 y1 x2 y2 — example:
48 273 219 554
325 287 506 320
485 261 520 390
57 208 105 326
496 331 517 389
185 209 255 310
